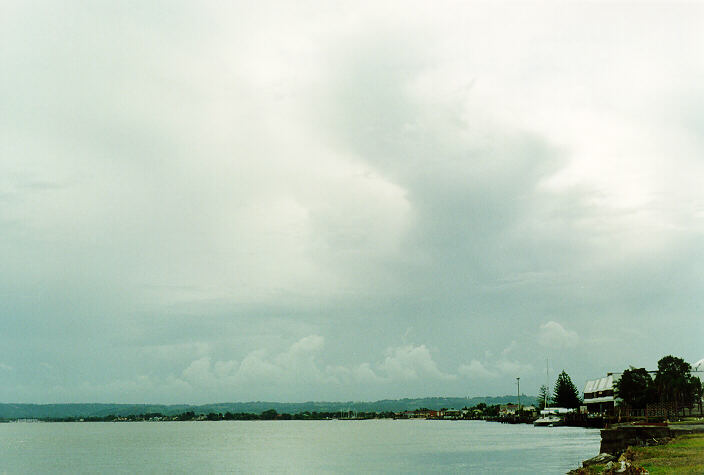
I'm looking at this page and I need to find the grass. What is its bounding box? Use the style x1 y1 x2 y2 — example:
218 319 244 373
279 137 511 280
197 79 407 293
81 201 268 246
630 434 704 474
668 418 704 425
576 433 704 474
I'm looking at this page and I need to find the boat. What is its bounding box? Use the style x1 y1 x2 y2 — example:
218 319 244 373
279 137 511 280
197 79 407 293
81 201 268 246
533 407 571 427
533 415 563 427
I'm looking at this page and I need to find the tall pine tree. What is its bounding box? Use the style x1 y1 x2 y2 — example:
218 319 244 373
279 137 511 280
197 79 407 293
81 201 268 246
553 370 581 408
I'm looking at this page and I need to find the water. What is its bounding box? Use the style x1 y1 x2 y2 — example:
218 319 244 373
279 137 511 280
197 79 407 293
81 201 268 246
0 420 600 474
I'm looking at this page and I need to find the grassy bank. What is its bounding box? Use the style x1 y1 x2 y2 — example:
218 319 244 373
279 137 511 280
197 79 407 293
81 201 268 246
578 433 704 474
630 433 704 474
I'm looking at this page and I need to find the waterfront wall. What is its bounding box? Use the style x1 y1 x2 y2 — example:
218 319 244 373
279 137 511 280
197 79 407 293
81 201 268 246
599 425 702 454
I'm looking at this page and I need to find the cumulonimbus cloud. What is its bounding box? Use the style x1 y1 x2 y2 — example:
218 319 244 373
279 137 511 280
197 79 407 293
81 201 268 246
3 1 704 404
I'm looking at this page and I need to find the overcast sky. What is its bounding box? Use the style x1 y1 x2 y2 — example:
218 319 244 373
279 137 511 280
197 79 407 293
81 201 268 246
1 1 703 404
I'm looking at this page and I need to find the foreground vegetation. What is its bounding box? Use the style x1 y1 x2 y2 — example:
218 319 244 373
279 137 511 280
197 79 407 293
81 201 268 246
630 434 704 474
578 433 704 474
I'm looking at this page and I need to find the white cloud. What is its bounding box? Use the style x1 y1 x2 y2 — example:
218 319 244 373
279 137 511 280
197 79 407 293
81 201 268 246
237 351 283 382
495 359 533 376
176 339 455 399
458 357 533 380
538 321 579 349
179 335 330 392
287 334 325 356
326 362 385 385
379 345 455 381
0 362 13 371
458 360 496 379
181 357 221 387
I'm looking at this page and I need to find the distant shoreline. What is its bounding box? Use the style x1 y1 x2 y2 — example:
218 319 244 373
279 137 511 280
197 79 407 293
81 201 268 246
0 395 538 420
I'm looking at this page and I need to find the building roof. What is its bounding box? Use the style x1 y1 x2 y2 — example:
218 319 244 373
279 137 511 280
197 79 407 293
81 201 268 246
694 358 704 371
584 374 614 393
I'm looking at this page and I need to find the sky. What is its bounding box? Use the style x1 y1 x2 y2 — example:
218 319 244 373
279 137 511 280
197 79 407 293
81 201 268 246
1 1 703 404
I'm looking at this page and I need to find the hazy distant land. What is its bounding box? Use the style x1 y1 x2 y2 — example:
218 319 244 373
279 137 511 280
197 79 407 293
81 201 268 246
0 396 537 420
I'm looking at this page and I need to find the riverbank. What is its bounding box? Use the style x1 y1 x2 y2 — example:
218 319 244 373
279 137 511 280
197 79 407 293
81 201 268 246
573 432 704 473
627 433 704 473
571 423 704 474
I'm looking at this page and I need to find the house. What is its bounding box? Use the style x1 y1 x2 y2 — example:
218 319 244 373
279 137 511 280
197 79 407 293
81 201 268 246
443 409 461 419
499 403 519 416
412 409 441 419
583 373 619 414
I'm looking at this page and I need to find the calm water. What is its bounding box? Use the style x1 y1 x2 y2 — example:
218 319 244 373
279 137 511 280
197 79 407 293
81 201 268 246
0 420 599 474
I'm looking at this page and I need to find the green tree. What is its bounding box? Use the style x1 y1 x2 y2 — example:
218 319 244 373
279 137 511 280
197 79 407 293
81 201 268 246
654 355 700 410
538 384 551 410
614 367 655 409
260 409 278 420
206 412 221 421
553 370 581 408
177 411 195 421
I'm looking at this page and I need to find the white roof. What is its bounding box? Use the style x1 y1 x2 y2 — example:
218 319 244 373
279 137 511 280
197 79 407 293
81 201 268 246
693 358 704 371
584 374 614 393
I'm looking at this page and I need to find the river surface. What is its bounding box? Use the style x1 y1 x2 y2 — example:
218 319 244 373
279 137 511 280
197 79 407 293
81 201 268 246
0 420 600 473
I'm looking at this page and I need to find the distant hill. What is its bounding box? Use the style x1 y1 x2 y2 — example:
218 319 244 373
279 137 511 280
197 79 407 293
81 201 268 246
0 396 537 419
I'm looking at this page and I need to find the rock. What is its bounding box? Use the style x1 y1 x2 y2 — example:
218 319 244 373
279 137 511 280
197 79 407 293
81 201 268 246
583 452 617 467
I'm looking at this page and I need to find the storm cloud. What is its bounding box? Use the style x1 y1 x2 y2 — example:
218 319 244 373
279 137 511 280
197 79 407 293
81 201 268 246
1 1 703 403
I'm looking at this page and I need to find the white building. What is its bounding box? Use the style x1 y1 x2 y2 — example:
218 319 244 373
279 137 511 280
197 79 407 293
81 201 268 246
583 373 619 414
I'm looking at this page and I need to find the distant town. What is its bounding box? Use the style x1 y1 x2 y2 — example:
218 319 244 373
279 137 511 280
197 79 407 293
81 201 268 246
3 354 702 429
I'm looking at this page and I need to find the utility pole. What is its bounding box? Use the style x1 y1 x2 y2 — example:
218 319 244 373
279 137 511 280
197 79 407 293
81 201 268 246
517 377 521 415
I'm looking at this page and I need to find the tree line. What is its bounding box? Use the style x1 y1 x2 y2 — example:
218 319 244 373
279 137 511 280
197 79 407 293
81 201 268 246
615 355 703 412
38 409 400 422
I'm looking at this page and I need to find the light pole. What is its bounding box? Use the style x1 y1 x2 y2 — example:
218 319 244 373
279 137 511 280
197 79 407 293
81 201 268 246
517 377 521 416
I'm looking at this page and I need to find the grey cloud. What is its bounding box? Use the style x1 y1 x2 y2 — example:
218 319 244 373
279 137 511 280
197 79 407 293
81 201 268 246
1 1 703 403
